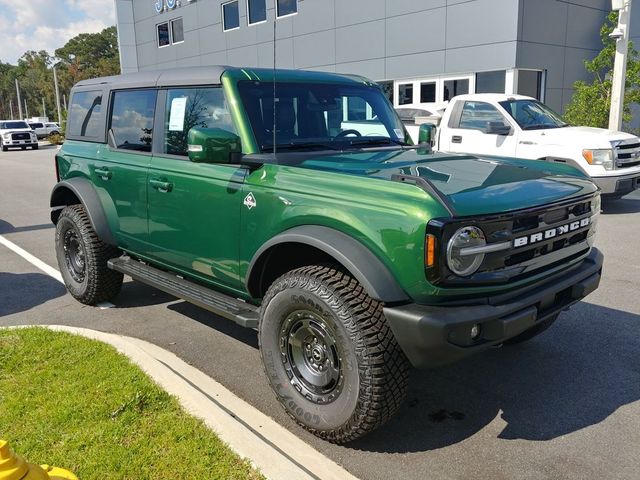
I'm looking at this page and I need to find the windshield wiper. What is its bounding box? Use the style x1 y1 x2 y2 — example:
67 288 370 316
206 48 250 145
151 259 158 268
348 138 406 147
522 124 566 130
262 143 340 152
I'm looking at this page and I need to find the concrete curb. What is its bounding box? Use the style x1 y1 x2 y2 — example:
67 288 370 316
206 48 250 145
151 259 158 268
7 325 359 480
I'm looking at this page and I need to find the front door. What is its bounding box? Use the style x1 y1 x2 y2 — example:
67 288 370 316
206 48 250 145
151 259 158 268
147 86 246 293
440 100 518 157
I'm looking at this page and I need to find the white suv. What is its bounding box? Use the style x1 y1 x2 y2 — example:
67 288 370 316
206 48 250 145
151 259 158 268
28 121 61 139
0 120 39 151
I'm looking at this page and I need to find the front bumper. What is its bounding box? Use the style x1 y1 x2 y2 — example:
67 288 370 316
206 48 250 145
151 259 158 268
592 172 640 195
383 248 603 368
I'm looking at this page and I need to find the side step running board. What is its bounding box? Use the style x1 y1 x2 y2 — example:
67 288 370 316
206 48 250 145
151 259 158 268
108 256 259 328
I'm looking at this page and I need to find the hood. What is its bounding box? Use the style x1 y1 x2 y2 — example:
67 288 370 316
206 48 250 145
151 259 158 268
297 149 597 217
521 125 638 147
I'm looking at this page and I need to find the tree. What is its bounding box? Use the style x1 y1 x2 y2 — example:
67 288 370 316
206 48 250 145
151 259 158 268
564 11 640 130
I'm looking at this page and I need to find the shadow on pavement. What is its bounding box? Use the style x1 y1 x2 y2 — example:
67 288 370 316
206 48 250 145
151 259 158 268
602 195 640 214
0 272 66 317
0 219 54 235
349 301 640 453
167 301 259 349
112 279 179 308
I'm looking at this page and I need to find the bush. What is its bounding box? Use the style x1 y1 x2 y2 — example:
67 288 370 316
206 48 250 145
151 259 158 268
48 133 65 145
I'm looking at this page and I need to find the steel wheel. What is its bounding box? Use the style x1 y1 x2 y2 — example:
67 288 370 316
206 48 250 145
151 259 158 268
279 310 343 404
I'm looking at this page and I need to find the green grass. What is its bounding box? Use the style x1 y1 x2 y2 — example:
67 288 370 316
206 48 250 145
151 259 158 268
0 328 264 480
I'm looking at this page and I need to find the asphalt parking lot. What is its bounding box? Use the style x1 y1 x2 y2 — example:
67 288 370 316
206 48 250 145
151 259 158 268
1 145 639 480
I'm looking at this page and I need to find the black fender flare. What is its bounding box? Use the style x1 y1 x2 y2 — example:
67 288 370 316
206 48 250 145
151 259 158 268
50 178 117 245
246 225 410 303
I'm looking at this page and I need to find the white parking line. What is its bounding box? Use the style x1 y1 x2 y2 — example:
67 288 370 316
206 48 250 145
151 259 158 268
0 234 115 308
0 234 63 283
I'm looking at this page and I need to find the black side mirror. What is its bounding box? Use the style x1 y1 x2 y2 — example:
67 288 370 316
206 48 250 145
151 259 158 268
187 127 242 164
485 121 511 135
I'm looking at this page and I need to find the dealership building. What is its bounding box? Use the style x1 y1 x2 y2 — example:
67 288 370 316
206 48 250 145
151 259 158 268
115 0 634 114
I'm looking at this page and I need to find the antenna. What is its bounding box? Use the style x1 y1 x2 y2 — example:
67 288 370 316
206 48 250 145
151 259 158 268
272 16 277 155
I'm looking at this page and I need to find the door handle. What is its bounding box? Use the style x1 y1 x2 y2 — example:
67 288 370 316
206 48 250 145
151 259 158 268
149 178 173 193
94 167 112 180
451 135 462 144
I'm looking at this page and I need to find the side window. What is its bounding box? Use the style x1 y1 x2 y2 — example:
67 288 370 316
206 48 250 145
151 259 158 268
163 87 236 157
458 101 506 131
109 89 157 152
67 90 103 138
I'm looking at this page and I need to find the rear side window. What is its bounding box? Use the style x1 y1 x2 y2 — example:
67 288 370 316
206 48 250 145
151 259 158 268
458 101 506 130
68 91 103 138
110 89 157 152
163 87 236 156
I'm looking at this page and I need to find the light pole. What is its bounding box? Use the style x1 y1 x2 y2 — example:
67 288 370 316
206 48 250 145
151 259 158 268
15 79 23 120
609 0 633 131
53 63 63 126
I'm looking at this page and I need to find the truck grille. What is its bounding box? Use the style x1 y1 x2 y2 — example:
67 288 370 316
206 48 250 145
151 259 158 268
615 140 640 168
429 194 598 287
11 132 31 141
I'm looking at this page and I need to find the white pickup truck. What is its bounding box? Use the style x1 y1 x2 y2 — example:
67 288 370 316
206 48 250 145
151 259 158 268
424 94 640 198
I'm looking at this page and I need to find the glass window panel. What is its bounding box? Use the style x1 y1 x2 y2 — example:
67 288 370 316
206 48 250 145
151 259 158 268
110 89 157 152
458 101 507 130
164 87 237 156
223 1 240 31
248 0 267 24
420 82 436 103
277 0 297 17
398 83 413 105
67 91 102 137
517 70 543 100
475 70 506 94
171 18 184 43
157 22 170 47
378 81 394 104
443 79 469 101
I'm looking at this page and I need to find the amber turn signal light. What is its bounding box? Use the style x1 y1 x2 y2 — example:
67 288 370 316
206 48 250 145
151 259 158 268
425 234 436 267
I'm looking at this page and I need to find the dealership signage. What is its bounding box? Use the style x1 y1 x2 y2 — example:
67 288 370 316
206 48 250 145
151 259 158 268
155 0 189 13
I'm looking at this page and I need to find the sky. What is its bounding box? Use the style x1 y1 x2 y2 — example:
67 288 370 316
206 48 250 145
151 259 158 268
0 0 116 65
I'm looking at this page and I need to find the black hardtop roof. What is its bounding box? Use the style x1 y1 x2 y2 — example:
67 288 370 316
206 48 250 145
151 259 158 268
71 66 371 92
73 65 231 91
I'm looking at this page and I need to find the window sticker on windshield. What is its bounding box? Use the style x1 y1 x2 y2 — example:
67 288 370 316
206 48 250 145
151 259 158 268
394 129 404 139
169 97 188 131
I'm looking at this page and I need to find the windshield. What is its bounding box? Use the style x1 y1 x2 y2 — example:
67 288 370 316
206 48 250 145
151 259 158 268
499 99 567 130
0 121 30 129
237 81 408 152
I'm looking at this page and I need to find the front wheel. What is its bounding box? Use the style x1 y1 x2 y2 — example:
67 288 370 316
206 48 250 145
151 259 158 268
259 265 410 444
55 204 123 305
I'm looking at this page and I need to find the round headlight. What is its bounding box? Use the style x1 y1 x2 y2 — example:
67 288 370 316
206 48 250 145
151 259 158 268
447 226 486 277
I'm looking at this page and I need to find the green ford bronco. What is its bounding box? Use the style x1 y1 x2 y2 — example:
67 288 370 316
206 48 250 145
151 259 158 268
51 66 603 443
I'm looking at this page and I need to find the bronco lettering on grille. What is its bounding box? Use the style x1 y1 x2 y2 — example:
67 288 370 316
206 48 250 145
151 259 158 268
513 216 591 248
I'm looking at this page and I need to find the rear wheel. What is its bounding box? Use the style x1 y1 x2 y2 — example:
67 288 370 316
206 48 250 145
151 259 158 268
503 314 558 345
55 204 123 305
259 265 410 444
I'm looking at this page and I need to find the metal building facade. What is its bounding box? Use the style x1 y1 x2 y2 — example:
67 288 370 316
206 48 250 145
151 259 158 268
115 0 614 113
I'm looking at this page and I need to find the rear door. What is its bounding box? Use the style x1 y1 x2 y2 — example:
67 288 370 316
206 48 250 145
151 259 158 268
147 86 246 293
96 88 157 252
440 100 518 157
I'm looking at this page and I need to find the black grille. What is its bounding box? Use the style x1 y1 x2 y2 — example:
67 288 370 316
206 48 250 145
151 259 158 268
428 194 597 287
615 141 640 168
11 132 31 141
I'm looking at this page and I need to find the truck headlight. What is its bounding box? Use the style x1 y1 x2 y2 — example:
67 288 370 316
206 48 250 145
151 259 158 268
2 134 10 140
582 149 614 170
446 226 486 277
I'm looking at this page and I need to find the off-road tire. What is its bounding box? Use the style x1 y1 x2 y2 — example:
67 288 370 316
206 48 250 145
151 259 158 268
259 265 410 444
55 204 123 305
503 314 558 345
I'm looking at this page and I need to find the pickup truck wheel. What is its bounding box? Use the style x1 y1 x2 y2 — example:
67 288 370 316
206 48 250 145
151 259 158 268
503 314 558 345
55 205 123 305
259 265 410 444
